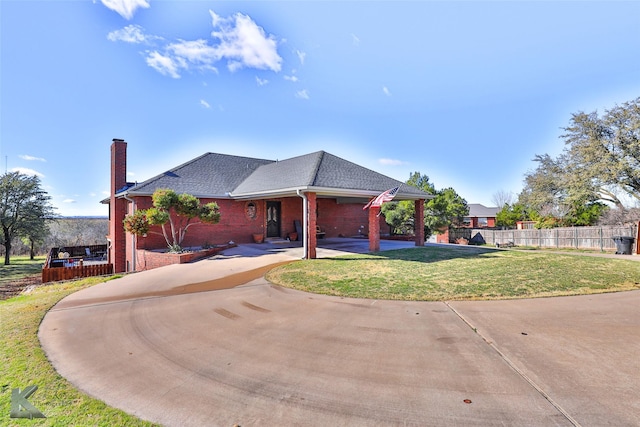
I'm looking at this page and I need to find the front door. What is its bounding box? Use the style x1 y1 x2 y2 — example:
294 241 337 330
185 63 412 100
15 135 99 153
266 201 281 238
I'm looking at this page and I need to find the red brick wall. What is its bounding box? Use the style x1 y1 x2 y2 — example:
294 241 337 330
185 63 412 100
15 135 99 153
133 197 275 250
436 229 449 243
368 206 381 251
134 247 227 271
130 196 381 252
109 139 128 273
307 193 317 259
463 217 496 228
122 194 394 266
415 199 425 246
317 199 382 238
280 197 303 239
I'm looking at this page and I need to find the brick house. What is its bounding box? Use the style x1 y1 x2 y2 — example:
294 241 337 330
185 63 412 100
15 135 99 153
433 204 501 244
462 204 500 228
106 139 432 273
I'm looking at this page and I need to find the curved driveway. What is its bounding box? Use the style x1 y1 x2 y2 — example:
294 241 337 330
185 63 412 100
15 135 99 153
39 240 640 426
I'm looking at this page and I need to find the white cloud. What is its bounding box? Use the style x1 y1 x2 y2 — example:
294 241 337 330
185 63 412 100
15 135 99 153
63 198 77 204
379 158 407 166
19 154 46 162
11 167 44 177
209 10 282 72
284 75 298 82
383 86 392 96
256 77 269 86
200 99 211 108
145 51 181 79
167 39 218 67
352 34 360 46
101 0 150 20
296 50 306 65
107 24 156 44
139 10 282 79
295 89 310 100
89 192 97 197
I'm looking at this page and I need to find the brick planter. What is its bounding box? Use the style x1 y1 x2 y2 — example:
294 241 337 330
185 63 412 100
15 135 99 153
135 244 235 271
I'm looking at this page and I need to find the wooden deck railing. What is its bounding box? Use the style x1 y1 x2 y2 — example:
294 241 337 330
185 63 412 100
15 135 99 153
42 263 114 283
42 244 112 283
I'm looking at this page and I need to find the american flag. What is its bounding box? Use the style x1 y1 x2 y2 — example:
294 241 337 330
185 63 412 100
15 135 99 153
363 186 400 210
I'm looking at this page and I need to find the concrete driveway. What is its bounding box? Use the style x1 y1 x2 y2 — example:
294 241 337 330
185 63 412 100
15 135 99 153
39 239 640 426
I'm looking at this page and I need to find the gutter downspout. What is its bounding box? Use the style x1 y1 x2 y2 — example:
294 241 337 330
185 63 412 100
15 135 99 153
123 194 136 272
296 189 307 259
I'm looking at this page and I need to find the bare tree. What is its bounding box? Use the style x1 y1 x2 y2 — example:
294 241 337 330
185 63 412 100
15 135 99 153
491 190 514 208
45 218 108 249
597 207 640 226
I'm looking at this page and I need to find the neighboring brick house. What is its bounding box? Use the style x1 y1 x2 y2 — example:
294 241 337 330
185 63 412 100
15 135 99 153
462 204 500 228
105 139 432 273
433 204 500 244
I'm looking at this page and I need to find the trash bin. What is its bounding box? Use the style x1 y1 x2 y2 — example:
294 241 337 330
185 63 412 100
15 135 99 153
612 236 635 255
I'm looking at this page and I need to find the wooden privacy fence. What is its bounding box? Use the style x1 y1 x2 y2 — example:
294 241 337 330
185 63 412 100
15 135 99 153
42 263 114 283
450 224 639 253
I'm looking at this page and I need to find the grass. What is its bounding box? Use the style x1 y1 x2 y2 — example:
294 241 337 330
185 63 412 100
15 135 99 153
0 277 156 426
485 244 617 254
1 248 638 424
0 255 47 284
266 245 640 300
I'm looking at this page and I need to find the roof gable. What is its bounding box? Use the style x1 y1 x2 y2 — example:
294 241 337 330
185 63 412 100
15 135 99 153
123 150 432 200
313 152 407 191
231 151 323 194
126 152 273 197
232 151 429 198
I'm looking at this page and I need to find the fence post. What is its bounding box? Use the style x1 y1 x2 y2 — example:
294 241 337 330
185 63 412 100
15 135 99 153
599 227 603 252
538 228 541 248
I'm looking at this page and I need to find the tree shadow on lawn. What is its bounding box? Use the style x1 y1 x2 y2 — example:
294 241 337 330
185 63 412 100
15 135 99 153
0 260 45 283
329 245 501 264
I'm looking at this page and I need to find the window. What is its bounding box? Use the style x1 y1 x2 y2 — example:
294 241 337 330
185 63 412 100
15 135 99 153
477 217 488 227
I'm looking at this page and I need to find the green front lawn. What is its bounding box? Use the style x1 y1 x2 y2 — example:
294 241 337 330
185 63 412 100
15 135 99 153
266 246 640 300
0 255 46 282
2 246 639 425
0 277 155 426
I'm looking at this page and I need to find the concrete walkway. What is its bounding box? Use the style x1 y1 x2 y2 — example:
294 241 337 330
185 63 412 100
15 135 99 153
39 239 640 426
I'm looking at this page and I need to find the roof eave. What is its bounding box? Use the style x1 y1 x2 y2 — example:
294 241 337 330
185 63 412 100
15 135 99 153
115 189 234 200
229 186 433 201
229 186 311 200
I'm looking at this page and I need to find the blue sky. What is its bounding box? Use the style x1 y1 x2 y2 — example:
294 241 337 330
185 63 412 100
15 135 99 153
2 0 639 217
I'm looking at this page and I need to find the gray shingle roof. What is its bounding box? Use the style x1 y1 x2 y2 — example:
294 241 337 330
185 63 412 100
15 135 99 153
314 152 408 191
126 153 273 197
121 150 431 200
230 151 322 194
467 204 500 217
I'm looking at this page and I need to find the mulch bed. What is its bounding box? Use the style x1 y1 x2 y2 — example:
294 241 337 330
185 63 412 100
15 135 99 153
0 275 43 300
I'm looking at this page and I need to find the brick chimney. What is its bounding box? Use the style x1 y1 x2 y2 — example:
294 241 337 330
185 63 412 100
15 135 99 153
109 139 128 273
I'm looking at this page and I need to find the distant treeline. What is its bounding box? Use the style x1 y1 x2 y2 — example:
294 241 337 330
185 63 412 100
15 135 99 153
0 217 108 256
